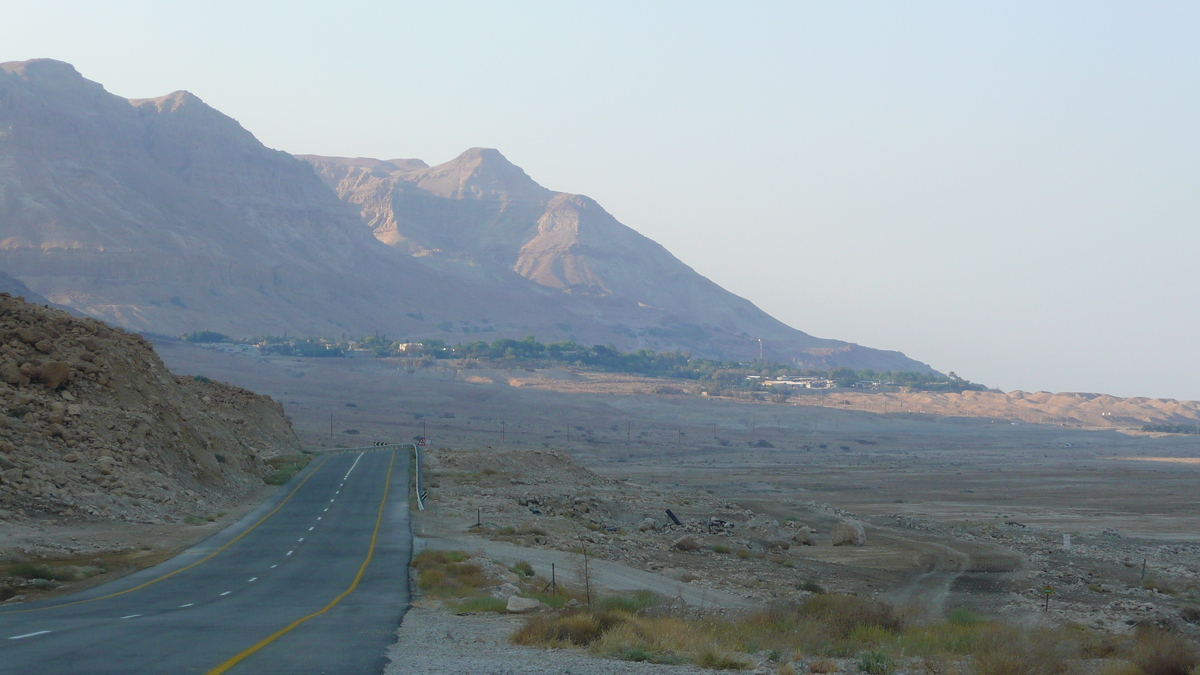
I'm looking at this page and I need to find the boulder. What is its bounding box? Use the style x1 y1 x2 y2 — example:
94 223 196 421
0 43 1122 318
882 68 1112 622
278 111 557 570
506 596 546 613
831 520 866 546
672 535 702 552
639 518 657 532
793 526 816 546
39 362 70 389
0 362 20 385
761 528 792 550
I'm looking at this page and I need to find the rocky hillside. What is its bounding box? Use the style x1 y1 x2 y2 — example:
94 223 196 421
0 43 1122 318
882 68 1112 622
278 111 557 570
0 58 930 371
0 293 301 526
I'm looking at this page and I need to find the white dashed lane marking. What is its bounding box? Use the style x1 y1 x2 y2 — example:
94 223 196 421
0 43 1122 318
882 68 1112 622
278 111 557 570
298 538 304 542
308 527 314 531
179 603 194 608
8 631 51 640
342 452 364 480
270 564 278 569
248 577 258 583
120 614 141 619
220 591 231 596
287 550 293 556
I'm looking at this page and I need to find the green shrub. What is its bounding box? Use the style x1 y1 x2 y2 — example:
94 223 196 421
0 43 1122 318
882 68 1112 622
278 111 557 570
452 596 508 613
509 560 535 577
596 590 661 614
858 649 895 674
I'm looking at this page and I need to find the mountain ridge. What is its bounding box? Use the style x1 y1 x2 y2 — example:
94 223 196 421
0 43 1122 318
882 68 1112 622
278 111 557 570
0 59 933 372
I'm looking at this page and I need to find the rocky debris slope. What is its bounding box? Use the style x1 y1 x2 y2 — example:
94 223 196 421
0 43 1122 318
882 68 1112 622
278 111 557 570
0 293 301 528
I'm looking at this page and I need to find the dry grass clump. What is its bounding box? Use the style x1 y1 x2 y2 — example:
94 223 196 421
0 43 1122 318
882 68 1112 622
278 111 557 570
411 549 493 600
1128 628 1199 675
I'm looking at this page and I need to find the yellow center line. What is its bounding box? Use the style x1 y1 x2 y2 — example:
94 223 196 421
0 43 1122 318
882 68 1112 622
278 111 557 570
204 449 397 675
0 455 332 615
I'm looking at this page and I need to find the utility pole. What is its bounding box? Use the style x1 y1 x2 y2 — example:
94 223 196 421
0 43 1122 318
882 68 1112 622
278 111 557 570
759 338 763 361
502 420 506 443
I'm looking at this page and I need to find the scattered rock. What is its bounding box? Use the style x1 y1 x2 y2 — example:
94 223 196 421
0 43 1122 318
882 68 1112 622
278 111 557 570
39 361 70 389
672 535 702 552
639 518 657 532
831 520 867 547
505 596 545 613
793 526 816 546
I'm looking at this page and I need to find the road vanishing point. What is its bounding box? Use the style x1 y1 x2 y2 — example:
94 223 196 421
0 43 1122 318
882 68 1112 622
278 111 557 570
0 448 412 675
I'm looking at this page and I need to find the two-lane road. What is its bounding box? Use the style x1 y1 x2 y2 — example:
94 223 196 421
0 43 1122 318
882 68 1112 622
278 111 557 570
0 448 412 675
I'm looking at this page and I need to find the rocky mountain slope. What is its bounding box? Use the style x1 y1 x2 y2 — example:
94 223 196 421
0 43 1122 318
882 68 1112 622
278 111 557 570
0 59 568 341
0 293 301 527
304 150 930 370
0 58 930 371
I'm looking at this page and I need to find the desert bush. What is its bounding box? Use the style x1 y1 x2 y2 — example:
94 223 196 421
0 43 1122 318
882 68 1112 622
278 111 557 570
511 610 628 647
858 649 895 674
712 544 732 554
799 579 826 594
1181 605 1200 624
1130 629 1199 675
596 590 661 614
809 658 837 673
411 549 493 599
509 560 535 577
695 647 749 670
797 594 902 638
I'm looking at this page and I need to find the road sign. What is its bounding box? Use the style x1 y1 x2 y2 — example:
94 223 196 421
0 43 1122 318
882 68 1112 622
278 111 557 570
416 437 426 446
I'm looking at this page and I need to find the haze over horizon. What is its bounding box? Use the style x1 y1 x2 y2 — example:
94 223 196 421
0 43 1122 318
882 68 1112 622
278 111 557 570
7 2 1198 399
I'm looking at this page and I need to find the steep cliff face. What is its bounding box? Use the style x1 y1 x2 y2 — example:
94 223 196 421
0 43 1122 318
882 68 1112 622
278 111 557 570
0 294 301 525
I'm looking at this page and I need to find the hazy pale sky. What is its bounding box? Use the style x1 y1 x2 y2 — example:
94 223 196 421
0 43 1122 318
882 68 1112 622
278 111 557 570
7 2 1199 399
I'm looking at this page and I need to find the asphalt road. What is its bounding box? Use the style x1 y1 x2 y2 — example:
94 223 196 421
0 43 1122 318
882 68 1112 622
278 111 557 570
0 448 412 675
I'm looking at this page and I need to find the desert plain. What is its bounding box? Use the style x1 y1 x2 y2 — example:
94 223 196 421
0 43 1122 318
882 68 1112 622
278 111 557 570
158 341 1200 635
